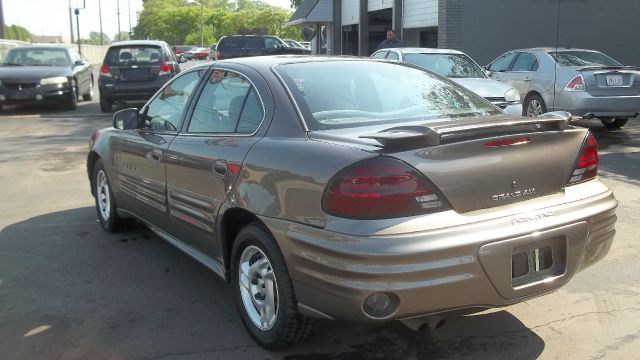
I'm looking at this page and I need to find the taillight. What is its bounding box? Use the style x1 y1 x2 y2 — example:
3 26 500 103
215 51 221 60
564 75 585 91
568 132 598 185
159 62 172 76
322 157 449 219
100 64 112 78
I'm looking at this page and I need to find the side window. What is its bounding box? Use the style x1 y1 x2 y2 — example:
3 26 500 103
386 51 399 61
188 70 262 133
219 37 243 50
372 51 388 59
512 52 538 71
68 49 80 63
144 70 202 131
245 37 262 49
237 88 264 134
265 37 279 49
489 52 517 72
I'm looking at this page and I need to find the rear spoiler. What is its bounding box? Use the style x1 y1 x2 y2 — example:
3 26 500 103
360 112 573 148
579 65 639 71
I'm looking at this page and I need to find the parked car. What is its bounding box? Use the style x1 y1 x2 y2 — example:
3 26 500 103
215 35 311 60
88 56 616 349
185 47 209 60
283 39 305 48
0 45 93 111
299 41 311 49
208 43 217 60
371 47 522 116
98 40 180 113
172 45 195 57
487 47 640 129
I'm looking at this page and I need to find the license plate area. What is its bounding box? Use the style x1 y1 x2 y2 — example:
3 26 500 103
511 237 566 288
606 74 623 86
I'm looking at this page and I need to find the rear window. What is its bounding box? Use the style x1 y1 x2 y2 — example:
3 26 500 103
275 61 499 130
218 37 244 51
550 50 621 67
105 46 163 65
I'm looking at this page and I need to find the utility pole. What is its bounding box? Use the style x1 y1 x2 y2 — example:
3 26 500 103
116 0 121 41
0 0 5 39
98 0 104 45
128 0 132 38
68 0 74 43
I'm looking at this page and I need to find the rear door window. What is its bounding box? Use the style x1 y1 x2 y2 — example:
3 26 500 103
245 37 263 49
386 51 399 61
511 52 538 71
218 37 244 51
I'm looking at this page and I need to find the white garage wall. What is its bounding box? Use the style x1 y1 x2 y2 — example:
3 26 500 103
403 0 438 29
368 0 393 12
342 0 360 26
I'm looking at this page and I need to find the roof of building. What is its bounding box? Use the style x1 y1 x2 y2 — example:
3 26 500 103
287 0 332 26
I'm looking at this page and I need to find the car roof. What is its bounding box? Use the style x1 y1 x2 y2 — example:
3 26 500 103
217 55 390 70
379 47 466 55
507 47 602 53
108 40 167 47
11 44 72 50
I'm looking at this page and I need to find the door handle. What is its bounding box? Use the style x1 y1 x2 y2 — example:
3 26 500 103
147 149 163 162
214 159 228 176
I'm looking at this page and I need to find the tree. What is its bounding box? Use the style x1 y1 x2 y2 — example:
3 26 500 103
4 25 32 42
290 0 304 8
114 31 131 42
85 31 110 45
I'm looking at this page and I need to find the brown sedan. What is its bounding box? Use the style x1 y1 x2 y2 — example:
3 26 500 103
87 56 617 349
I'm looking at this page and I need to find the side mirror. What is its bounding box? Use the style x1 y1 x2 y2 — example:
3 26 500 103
74 60 85 67
179 56 187 63
484 69 493 77
113 108 141 130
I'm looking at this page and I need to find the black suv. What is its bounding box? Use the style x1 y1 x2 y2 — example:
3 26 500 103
215 35 310 60
98 40 180 112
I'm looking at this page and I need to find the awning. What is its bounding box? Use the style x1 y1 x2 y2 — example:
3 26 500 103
286 0 333 26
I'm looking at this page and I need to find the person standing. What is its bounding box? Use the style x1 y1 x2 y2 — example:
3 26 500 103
378 29 404 50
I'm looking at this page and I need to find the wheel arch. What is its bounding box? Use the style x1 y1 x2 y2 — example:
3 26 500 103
218 207 269 279
87 151 100 196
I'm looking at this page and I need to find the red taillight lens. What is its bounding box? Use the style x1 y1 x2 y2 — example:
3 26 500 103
100 63 112 78
322 157 449 219
159 62 172 76
564 75 585 91
568 132 599 185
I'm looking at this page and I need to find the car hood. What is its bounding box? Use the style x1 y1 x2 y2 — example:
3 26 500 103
451 78 512 98
0 66 72 82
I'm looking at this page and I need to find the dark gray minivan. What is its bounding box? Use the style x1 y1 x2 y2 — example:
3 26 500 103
98 40 180 112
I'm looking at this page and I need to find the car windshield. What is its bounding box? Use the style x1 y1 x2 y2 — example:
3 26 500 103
275 61 499 130
2 48 70 66
105 45 163 65
550 50 621 67
403 53 486 78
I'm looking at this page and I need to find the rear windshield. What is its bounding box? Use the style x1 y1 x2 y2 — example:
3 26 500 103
105 46 163 65
403 53 486 78
218 37 244 50
275 61 499 130
550 50 621 67
2 48 70 66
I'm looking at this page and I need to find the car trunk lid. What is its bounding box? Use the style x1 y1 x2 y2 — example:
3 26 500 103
309 113 588 213
578 66 640 97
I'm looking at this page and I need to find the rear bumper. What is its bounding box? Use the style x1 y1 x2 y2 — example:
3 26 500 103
553 91 640 118
261 183 617 322
98 76 169 101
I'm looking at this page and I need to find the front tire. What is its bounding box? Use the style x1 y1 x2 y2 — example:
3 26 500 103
82 78 94 101
601 118 628 130
64 81 78 110
93 159 125 232
231 224 315 349
524 94 546 117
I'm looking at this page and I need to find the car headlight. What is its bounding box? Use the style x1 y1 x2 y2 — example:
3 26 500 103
40 77 69 85
504 88 521 103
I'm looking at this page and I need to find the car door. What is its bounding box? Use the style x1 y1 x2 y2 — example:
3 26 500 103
164 66 270 261
488 51 518 82
69 49 91 94
499 52 540 97
244 37 263 57
115 69 203 230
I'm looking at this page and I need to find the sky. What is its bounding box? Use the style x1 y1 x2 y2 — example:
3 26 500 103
3 0 292 40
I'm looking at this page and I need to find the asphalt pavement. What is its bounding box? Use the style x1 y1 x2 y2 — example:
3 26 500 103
0 63 639 359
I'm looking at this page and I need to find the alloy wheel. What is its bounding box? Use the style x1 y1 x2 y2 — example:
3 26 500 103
96 169 110 221
239 245 279 330
526 99 543 117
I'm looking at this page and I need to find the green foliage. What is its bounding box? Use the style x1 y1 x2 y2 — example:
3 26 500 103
114 31 131 42
290 0 304 8
4 25 32 42
134 0 302 45
82 31 110 45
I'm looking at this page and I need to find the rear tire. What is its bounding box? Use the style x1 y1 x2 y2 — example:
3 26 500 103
600 118 628 130
93 159 126 232
100 94 112 113
231 224 315 350
82 78 94 101
523 94 546 117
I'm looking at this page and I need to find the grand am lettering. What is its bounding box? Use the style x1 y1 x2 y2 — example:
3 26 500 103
492 188 536 201
510 211 554 225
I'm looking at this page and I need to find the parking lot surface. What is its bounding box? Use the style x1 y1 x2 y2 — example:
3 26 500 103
1 65 639 359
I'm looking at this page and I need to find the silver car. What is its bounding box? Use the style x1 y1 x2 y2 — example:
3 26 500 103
371 47 523 116
488 47 640 129
88 57 616 349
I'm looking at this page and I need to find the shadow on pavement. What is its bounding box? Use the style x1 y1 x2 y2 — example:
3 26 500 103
0 207 545 360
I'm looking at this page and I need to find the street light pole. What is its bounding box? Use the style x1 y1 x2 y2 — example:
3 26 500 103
74 8 81 54
98 0 104 45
